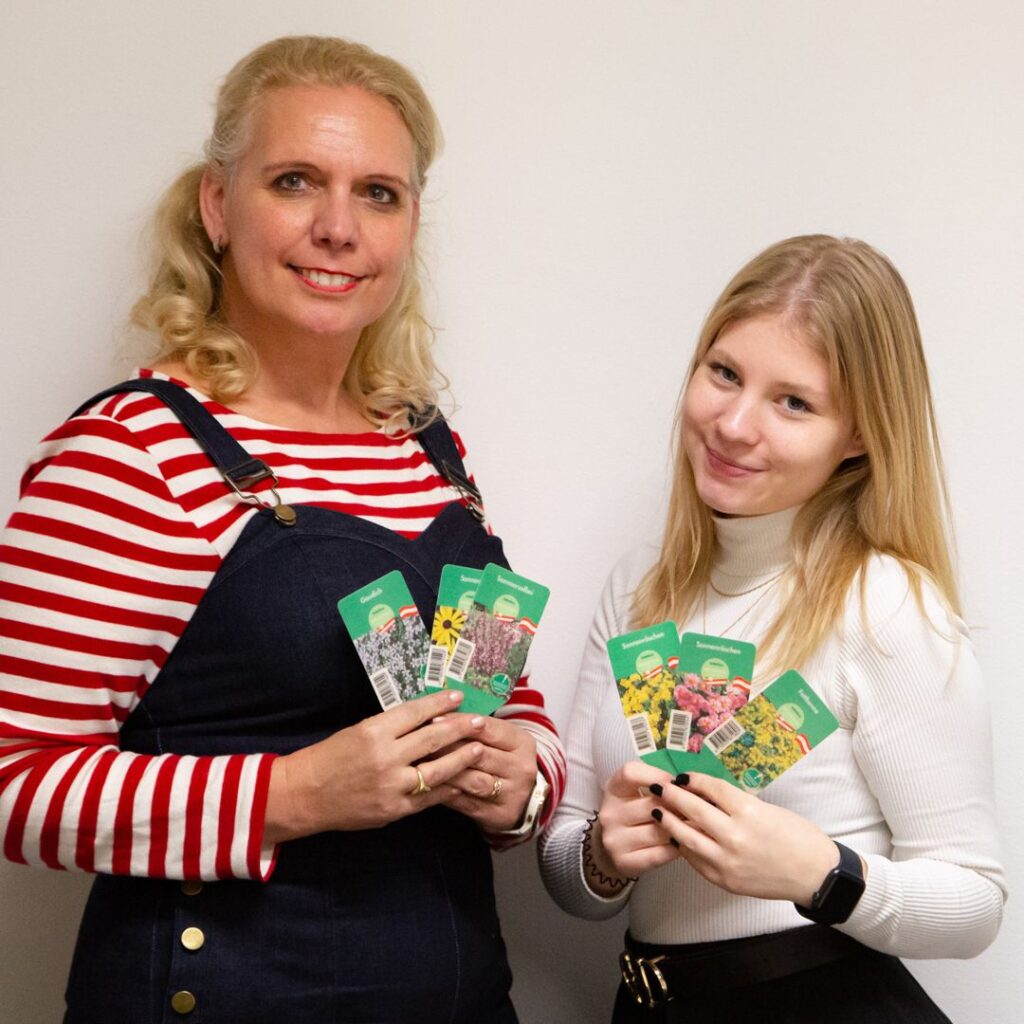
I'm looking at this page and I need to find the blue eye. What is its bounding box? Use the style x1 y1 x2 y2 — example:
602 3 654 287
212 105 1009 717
783 395 810 414
274 172 308 192
366 183 397 204
709 362 739 384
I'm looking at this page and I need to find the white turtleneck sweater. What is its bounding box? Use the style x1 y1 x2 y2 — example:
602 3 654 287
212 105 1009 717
538 508 1006 958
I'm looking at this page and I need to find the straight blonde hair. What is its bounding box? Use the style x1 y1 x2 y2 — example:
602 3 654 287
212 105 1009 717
131 35 444 430
633 235 959 670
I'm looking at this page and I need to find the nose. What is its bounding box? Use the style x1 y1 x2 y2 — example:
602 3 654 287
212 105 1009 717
312 188 359 250
716 394 760 445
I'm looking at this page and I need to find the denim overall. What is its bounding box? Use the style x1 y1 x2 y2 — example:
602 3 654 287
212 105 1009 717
63 380 517 1024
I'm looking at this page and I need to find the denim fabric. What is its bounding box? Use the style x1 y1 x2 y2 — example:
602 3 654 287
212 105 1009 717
64 383 516 1024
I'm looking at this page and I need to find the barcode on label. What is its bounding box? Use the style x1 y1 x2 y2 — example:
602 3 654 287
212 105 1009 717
627 714 657 756
666 710 692 752
447 638 475 681
370 668 402 710
425 645 449 686
703 715 745 755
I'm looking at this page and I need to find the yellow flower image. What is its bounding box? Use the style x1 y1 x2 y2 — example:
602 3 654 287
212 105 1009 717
617 670 676 745
718 696 805 785
432 606 466 654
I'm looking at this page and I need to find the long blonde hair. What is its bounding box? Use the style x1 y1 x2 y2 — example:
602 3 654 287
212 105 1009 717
131 35 444 430
633 235 959 669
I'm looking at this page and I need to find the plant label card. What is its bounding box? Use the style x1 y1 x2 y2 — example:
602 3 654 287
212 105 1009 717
425 565 483 689
606 622 685 773
445 563 549 715
670 633 757 771
702 670 839 792
337 571 430 710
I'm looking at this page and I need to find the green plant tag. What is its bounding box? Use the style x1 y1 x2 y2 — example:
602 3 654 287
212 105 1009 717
425 565 483 689
337 571 430 709
606 622 684 773
445 563 549 715
702 670 839 792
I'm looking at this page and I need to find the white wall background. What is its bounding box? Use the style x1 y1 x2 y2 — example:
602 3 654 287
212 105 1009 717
2 1 1022 1021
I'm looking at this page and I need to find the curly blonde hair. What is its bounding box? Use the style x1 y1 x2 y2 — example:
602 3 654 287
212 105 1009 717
131 35 444 429
633 235 959 671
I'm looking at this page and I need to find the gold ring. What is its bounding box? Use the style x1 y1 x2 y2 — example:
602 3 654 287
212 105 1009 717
409 768 431 796
488 777 503 802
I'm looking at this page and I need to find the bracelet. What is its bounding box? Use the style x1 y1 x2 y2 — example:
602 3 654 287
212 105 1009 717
582 812 636 893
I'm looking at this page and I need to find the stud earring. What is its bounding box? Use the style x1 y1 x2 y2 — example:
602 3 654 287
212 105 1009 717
212 236 225 255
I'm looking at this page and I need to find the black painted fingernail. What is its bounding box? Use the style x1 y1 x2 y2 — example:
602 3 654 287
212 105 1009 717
649 783 664 797
651 808 663 822
669 837 679 848
673 773 690 787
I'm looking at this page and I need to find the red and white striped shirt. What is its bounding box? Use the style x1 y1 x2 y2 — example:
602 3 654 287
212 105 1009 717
0 372 565 880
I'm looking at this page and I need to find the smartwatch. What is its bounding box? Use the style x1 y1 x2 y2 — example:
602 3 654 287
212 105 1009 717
501 771 551 837
794 841 865 925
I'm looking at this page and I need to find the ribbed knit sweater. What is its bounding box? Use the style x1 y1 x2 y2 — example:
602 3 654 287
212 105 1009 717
539 507 1005 958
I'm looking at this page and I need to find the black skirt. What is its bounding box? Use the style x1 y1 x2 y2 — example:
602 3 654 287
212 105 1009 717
612 928 952 1024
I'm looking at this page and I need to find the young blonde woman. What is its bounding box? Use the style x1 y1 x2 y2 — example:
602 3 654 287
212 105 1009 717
0 36 563 1023
539 235 1004 1022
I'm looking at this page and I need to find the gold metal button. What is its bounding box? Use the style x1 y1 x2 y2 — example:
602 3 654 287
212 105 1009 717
170 990 197 1014
180 926 205 951
180 880 203 896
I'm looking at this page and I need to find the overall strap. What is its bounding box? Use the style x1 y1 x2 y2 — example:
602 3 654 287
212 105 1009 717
416 413 486 524
71 379 279 498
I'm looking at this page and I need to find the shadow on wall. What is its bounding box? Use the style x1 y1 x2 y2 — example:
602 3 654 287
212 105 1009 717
498 844 623 1024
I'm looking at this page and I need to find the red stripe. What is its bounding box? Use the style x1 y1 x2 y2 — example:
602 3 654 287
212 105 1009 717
40 746 97 869
29 451 175 503
111 756 149 874
2 753 57 863
0 580 187 636
0 545 207 604
0 652 139 693
148 756 179 877
0 688 120 723
248 755 277 880
75 748 118 872
182 759 211 879
27 481 202 538
0 617 168 667
8 513 219 572
215 756 244 879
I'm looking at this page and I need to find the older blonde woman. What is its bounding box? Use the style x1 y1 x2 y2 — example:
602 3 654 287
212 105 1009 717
540 235 1004 1023
0 36 562 1023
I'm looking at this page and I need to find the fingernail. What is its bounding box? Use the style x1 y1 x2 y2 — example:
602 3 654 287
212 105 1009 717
649 783 664 797
651 808 663 822
669 838 679 848
673 773 690 787
448 690 463 702
470 716 484 727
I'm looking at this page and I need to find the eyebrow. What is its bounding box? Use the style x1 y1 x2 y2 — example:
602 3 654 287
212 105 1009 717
260 162 412 190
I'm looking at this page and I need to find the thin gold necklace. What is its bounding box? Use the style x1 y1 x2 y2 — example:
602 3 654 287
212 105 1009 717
702 571 784 636
708 569 785 598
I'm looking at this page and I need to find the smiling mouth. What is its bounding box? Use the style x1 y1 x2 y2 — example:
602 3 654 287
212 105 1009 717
706 446 762 476
292 266 364 292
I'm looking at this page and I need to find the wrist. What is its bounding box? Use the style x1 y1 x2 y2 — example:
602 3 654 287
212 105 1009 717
794 841 866 925
263 750 318 845
582 814 635 898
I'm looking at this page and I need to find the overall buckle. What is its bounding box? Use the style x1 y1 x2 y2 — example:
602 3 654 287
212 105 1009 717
619 951 670 1008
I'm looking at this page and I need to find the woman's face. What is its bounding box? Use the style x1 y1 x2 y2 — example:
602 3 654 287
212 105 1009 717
682 314 863 517
200 84 418 351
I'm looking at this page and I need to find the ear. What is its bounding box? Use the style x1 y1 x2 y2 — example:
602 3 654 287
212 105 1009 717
198 165 228 249
842 429 867 461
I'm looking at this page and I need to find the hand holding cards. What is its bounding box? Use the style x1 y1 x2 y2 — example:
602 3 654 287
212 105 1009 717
607 626 837 791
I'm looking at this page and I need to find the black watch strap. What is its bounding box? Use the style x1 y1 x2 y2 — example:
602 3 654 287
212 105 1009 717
794 841 865 926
